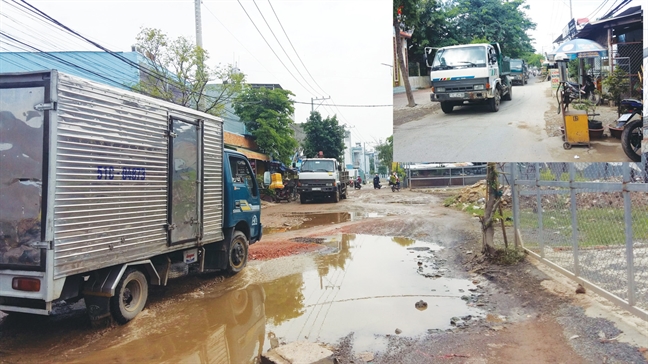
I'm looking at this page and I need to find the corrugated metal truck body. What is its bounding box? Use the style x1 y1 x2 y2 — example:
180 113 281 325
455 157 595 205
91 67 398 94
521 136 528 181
0 70 261 321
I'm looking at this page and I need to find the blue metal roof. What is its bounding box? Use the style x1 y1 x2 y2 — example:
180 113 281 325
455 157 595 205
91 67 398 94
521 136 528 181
0 51 144 90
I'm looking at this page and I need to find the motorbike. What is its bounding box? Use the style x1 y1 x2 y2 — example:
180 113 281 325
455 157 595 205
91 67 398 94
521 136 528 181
354 180 362 189
616 99 643 162
563 77 599 106
373 181 382 189
389 181 400 192
274 180 298 202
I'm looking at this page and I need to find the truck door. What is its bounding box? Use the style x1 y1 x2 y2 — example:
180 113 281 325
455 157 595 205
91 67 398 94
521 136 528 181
487 46 498 84
227 154 260 239
168 117 200 245
0 75 49 271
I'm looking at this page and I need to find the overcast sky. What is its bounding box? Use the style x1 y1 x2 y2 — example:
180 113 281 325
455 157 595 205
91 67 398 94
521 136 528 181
524 0 640 55
0 0 393 149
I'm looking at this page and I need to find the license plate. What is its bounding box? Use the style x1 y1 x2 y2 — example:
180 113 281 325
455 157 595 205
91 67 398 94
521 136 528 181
312 187 321 191
617 114 633 122
449 93 465 98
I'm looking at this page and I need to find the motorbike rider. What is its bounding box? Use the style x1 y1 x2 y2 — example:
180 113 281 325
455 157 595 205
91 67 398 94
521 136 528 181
355 175 362 188
389 172 400 189
373 174 381 188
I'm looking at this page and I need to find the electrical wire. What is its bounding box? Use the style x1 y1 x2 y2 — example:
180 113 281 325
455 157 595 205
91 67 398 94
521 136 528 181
267 0 328 96
251 0 320 96
236 0 315 97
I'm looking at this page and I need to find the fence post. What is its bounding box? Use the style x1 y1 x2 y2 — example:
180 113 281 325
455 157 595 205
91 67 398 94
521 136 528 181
569 164 580 277
623 163 636 306
535 163 545 258
510 163 520 249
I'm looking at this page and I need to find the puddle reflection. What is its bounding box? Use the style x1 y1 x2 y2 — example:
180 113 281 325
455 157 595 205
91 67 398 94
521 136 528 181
70 285 267 364
261 234 483 354
263 212 384 235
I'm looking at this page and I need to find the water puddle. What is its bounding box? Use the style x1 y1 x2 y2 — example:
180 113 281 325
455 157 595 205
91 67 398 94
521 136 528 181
263 212 384 235
261 234 483 354
44 234 481 362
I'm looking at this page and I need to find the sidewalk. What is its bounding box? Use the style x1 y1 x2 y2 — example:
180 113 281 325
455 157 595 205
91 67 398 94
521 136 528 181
393 88 432 109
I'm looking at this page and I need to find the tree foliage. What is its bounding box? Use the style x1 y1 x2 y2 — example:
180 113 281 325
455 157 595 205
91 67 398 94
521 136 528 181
375 136 394 173
232 87 298 165
302 111 346 161
407 0 536 66
522 52 544 68
133 28 244 116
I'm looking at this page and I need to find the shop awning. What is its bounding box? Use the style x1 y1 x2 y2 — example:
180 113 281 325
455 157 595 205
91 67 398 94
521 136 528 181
233 147 270 161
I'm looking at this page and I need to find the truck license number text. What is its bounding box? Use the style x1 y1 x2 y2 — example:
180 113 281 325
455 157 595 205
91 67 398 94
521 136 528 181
97 166 146 180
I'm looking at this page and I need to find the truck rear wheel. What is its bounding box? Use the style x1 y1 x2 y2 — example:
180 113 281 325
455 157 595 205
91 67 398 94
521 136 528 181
228 231 249 274
440 102 454 114
110 268 148 324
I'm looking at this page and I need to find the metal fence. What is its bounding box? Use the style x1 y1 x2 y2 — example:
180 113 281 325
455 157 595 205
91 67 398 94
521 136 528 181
407 164 488 188
508 162 647 320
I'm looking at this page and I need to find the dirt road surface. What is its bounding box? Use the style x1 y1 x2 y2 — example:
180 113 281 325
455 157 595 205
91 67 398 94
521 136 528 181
1 186 646 363
393 76 632 163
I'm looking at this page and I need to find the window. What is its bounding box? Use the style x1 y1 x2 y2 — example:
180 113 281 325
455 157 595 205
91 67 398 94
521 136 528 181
229 156 257 196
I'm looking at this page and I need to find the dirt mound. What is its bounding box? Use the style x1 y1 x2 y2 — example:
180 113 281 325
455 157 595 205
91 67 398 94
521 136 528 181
453 180 511 207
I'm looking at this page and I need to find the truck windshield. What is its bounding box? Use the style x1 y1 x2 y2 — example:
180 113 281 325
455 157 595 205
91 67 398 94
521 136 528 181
431 46 487 70
510 60 523 71
300 160 335 172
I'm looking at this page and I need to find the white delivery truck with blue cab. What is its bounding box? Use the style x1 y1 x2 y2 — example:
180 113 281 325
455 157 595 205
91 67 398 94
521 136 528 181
0 70 262 324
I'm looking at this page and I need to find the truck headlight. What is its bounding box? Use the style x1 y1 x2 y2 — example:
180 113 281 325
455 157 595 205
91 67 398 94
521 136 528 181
435 86 445 92
473 85 485 90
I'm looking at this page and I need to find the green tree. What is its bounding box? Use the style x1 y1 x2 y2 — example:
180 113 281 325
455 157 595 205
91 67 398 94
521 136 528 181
375 136 394 172
302 111 346 161
232 87 298 164
522 52 544 68
133 28 244 115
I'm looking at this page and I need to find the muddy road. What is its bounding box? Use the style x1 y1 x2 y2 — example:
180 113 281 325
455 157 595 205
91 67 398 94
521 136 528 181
1 186 647 363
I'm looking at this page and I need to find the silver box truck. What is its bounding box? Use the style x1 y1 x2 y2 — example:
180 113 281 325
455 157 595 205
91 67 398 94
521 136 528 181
0 70 262 323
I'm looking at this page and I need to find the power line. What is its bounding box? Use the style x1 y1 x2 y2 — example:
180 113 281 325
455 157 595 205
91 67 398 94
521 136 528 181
236 0 315 97
251 0 320 96
267 0 328 96
294 100 391 108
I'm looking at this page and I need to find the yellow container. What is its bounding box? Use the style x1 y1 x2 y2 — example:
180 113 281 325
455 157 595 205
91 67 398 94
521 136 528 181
269 173 284 189
563 110 589 149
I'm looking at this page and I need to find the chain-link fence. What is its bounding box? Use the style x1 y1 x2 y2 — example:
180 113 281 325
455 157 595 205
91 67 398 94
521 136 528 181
613 42 643 99
508 162 647 320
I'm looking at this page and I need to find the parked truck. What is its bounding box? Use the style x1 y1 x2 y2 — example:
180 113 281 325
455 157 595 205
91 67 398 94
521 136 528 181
296 158 349 203
424 42 512 113
0 70 262 324
510 58 528 85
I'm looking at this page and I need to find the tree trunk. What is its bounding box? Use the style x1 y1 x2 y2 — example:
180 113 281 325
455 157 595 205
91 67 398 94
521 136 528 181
482 163 498 256
393 19 415 107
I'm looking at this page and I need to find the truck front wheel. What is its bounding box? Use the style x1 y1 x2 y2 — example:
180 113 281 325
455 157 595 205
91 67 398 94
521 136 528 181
228 231 249 274
489 88 500 112
440 102 454 114
332 189 340 203
110 268 148 324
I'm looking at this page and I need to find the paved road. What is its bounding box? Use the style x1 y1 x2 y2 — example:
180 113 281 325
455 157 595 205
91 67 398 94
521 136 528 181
393 77 629 162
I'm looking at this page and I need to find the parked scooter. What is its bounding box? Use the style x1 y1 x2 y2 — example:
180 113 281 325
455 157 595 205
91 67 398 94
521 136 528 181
615 99 643 162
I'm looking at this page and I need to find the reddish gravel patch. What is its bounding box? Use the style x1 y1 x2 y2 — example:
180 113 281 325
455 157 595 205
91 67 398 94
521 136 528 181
248 240 324 260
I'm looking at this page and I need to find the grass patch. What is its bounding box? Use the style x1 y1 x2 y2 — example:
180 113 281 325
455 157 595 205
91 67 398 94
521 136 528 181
443 196 457 207
519 207 648 247
490 248 526 265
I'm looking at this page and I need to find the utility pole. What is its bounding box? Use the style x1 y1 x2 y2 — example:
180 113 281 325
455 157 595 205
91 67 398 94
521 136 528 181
311 96 330 112
569 0 573 20
194 0 203 48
